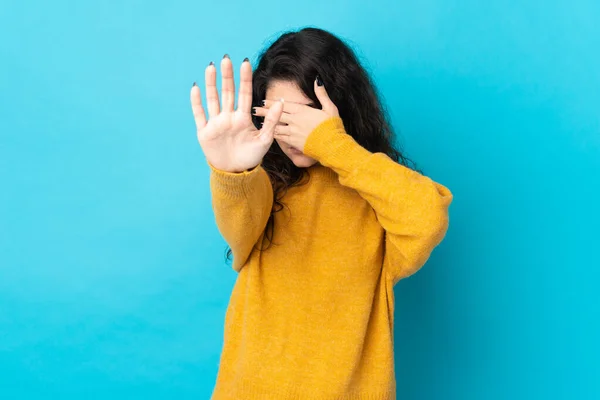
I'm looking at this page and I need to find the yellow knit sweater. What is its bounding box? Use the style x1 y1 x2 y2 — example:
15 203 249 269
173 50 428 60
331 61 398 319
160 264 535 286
208 116 453 400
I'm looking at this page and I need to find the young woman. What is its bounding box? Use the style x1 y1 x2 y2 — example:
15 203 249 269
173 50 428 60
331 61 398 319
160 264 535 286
190 27 453 400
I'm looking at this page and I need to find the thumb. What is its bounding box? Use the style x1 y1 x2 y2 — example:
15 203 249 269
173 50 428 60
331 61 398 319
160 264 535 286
314 75 337 115
258 98 284 144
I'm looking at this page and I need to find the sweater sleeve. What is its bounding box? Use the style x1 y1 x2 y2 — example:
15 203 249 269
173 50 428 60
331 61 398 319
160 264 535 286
208 161 274 272
303 116 453 284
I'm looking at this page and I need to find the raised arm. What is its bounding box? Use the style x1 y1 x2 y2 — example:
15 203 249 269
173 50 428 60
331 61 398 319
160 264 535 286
303 117 453 284
254 77 452 283
209 162 273 272
189 55 282 271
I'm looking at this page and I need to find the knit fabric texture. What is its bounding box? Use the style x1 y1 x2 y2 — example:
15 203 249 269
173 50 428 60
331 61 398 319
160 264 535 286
208 116 453 400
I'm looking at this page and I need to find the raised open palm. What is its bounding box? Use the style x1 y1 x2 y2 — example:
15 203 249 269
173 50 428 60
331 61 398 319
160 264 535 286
190 55 284 173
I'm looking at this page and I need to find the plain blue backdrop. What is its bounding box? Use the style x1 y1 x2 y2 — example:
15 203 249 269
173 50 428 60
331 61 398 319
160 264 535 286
1 1 598 399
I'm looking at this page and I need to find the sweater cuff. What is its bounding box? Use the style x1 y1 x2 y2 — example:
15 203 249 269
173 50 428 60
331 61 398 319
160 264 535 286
208 161 267 199
302 116 374 177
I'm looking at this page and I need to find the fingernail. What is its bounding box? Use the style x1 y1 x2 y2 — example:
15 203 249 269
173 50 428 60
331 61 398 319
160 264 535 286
243 57 249 63
261 100 266 106
223 53 230 59
192 81 196 87
208 61 214 66
260 122 264 127
316 75 323 86
252 107 257 115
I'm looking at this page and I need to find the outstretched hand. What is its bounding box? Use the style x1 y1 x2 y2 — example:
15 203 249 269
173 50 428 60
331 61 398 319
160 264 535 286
190 55 284 173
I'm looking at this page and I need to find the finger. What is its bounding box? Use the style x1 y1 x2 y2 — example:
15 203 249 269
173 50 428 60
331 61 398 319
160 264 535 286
221 55 235 112
238 58 252 113
273 131 291 147
257 99 284 144
314 75 338 115
262 99 305 114
190 82 207 131
205 62 220 118
273 124 291 135
253 106 293 124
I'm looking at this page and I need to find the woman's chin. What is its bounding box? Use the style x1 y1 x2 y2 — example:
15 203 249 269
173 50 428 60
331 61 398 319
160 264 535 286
289 153 317 168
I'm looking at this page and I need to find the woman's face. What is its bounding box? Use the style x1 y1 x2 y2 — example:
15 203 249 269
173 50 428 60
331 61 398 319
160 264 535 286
265 80 319 168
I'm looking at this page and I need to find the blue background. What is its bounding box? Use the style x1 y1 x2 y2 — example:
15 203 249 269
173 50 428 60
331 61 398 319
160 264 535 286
1 1 598 399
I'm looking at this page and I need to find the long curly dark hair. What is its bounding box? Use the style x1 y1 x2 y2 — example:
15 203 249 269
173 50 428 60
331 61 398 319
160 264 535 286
225 26 421 264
